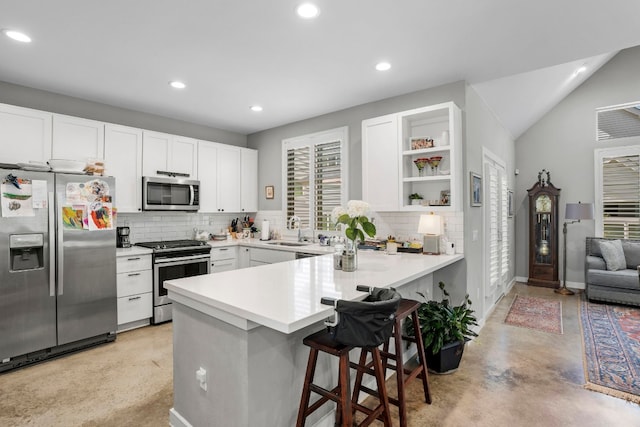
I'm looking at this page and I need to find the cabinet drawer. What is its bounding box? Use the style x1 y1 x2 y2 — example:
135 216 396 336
117 254 151 273
211 258 238 273
117 292 152 325
250 248 295 264
210 246 237 261
117 269 152 297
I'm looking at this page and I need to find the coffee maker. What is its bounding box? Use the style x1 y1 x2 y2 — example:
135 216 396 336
116 226 131 248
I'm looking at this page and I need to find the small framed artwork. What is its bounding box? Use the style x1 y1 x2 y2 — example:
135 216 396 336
470 172 482 207
508 190 514 217
439 190 450 206
410 137 434 150
265 185 274 199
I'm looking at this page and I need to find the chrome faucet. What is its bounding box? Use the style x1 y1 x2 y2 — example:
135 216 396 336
288 215 301 230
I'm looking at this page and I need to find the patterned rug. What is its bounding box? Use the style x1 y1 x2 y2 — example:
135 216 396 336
504 295 563 334
580 299 640 403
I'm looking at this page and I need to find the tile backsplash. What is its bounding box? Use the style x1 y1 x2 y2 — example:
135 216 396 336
117 212 255 243
118 209 463 252
254 210 464 253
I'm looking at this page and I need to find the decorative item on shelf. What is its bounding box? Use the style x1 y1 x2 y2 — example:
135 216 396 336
557 201 594 295
413 158 429 177
331 200 376 272
409 193 423 205
428 156 443 175
439 190 450 206
440 130 450 146
404 281 478 374
410 137 434 150
418 212 442 255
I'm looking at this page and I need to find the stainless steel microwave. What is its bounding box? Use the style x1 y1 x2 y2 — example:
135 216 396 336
142 176 200 211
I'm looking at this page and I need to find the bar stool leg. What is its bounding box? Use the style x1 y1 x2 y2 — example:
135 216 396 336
392 317 408 427
338 352 353 427
412 312 432 404
371 348 392 427
350 348 368 416
296 348 319 427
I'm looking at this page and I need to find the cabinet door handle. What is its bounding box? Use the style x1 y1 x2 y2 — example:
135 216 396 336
128 296 142 301
128 273 141 277
220 248 228 251
127 257 141 261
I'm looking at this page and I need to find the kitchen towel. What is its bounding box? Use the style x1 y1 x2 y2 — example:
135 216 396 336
261 220 270 240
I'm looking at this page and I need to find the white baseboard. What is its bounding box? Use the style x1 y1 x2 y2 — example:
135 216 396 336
169 408 192 427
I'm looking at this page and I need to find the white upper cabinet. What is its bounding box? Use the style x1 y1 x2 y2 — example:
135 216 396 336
52 114 105 161
142 131 197 178
216 144 241 212
197 141 219 212
104 124 143 212
240 148 258 212
362 114 399 212
197 141 242 212
362 102 462 212
0 103 52 164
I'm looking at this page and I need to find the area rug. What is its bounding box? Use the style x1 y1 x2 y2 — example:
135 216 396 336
504 295 563 334
580 299 640 403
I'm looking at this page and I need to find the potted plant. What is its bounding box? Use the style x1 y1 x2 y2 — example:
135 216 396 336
405 281 478 373
409 193 423 205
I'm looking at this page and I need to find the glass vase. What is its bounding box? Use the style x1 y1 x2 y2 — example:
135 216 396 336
342 240 358 272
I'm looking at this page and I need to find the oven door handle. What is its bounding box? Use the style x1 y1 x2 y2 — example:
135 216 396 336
155 255 210 266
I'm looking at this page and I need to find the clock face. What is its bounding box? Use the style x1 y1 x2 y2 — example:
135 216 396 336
535 195 551 213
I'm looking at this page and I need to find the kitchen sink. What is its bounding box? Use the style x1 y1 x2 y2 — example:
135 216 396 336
267 241 311 247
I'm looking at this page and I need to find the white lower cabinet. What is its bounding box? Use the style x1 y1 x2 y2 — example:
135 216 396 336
116 253 152 331
249 248 296 264
210 246 238 273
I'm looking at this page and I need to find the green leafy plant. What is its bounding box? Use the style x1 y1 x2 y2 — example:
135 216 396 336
409 193 423 200
405 281 478 355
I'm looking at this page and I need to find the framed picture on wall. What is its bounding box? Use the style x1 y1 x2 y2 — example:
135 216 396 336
508 190 514 217
265 185 274 199
470 172 482 207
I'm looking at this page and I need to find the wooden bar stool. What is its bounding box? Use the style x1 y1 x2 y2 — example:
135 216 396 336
296 329 392 427
351 298 431 427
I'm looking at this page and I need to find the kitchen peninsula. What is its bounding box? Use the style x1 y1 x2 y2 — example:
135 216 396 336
165 249 463 427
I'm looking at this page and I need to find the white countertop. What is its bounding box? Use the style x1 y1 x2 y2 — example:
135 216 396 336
207 238 336 255
165 251 463 334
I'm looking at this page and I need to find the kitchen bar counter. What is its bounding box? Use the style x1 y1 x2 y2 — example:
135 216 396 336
166 251 463 427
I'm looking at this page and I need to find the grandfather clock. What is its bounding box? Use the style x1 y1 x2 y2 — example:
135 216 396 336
527 170 560 288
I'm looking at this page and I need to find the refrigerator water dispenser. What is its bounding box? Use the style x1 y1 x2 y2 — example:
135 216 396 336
10 234 44 271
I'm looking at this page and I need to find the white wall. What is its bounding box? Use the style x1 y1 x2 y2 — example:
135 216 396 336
515 46 640 285
464 85 516 317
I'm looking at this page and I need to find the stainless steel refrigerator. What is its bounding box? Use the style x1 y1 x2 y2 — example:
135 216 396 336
0 169 117 371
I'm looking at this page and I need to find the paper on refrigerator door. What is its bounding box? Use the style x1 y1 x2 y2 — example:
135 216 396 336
31 180 48 208
87 201 113 230
1 179 34 217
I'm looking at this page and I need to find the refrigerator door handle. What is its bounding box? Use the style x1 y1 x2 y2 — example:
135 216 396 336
48 191 56 297
57 194 64 296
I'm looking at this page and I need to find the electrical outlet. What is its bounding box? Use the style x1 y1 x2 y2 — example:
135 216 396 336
196 367 207 391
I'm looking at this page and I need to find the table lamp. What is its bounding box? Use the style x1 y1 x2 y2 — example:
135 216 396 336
557 201 594 295
418 213 442 254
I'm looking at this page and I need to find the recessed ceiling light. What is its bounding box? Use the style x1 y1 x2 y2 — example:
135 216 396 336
169 81 186 89
250 105 263 112
3 29 31 43
296 3 320 19
375 62 391 71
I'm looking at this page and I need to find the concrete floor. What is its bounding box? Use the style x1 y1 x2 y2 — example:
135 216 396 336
1 283 639 426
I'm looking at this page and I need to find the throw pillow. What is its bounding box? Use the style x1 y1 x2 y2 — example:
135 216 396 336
599 239 626 271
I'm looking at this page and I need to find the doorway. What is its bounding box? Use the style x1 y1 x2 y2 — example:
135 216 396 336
483 148 509 311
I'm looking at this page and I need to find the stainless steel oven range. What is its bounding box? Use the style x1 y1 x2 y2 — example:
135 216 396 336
136 240 211 324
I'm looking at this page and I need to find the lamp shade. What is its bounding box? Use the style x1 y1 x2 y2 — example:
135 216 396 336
565 202 594 220
418 214 441 235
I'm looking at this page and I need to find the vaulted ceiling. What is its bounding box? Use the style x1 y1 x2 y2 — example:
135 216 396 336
1 1 639 136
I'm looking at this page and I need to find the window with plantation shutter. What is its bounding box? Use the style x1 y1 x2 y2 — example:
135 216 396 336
283 127 348 231
595 146 640 239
